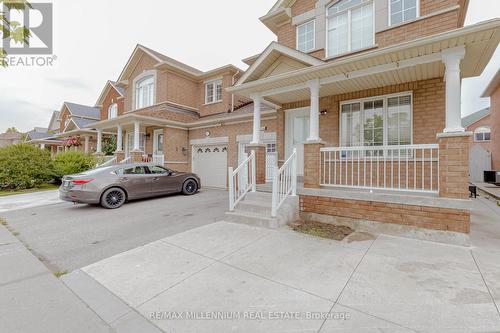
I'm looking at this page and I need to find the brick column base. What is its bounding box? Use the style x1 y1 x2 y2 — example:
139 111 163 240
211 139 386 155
304 141 325 189
115 151 125 163
437 132 472 199
130 151 144 163
246 144 266 185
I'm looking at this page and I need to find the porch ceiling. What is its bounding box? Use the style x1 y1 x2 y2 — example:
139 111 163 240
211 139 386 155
228 19 500 105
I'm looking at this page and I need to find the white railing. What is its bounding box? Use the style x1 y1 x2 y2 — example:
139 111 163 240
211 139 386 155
271 148 297 217
228 150 256 211
152 154 165 165
97 156 117 168
320 144 439 193
120 156 132 164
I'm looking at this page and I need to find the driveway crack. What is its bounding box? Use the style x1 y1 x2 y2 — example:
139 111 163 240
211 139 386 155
470 250 500 319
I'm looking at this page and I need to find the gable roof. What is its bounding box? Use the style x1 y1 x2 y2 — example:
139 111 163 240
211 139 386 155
0 132 23 140
25 129 50 141
47 111 60 131
95 80 125 107
63 102 100 120
236 42 325 85
482 68 500 97
462 107 491 128
71 117 98 129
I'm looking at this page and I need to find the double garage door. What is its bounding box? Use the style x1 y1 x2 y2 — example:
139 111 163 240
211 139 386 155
192 145 228 189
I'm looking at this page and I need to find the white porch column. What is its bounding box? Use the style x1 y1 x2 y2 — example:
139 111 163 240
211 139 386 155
133 121 140 151
116 124 123 151
442 46 466 133
96 129 103 153
84 135 90 153
40 143 45 149
307 79 321 141
251 94 262 144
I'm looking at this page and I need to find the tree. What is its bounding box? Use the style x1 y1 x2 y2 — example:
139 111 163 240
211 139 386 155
5 127 18 133
102 135 117 156
0 0 31 67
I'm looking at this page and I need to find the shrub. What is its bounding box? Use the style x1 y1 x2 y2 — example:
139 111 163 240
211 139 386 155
53 151 96 180
102 135 117 156
0 144 54 190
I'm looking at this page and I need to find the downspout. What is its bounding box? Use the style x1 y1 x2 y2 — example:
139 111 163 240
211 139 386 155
231 70 240 113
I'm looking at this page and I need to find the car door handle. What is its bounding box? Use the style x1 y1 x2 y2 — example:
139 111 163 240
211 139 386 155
152 177 159 181
119 177 129 182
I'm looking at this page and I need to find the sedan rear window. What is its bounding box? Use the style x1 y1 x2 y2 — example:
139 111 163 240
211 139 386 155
123 166 147 175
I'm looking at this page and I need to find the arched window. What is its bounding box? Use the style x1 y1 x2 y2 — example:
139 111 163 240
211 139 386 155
327 0 374 57
474 127 491 142
108 103 118 119
135 75 154 109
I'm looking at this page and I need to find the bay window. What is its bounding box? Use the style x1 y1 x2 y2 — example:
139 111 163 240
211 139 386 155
205 79 222 104
135 75 154 109
327 0 374 58
297 20 315 52
340 93 412 150
390 0 418 26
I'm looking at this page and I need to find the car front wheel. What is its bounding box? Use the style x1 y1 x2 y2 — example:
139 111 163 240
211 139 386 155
101 188 126 209
182 179 198 195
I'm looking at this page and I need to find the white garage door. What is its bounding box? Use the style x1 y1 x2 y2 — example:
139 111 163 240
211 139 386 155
192 145 228 189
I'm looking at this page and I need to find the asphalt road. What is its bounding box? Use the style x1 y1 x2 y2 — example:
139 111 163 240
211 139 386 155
0 189 228 273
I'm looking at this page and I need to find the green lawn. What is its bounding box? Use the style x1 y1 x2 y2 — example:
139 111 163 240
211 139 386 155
0 184 59 197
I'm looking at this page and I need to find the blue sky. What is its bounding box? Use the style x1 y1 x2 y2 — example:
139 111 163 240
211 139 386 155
0 0 498 132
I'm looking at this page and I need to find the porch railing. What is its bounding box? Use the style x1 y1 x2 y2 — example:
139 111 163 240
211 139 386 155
228 150 256 211
271 148 297 217
320 144 439 193
152 154 165 165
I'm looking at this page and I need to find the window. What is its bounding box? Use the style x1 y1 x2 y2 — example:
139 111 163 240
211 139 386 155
340 93 412 148
474 127 491 142
149 166 170 174
123 166 147 175
390 0 418 26
108 103 118 119
327 0 374 58
205 80 222 104
135 75 154 109
297 20 315 52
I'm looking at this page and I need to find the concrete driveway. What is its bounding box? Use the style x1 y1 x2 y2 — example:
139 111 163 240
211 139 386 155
0 189 227 273
64 195 500 332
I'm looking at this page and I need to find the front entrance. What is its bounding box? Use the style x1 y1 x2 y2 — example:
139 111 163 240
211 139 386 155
238 140 277 182
285 108 310 176
153 129 164 156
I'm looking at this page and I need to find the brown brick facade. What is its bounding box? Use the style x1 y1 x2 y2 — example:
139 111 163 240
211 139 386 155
303 142 323 188
101 86 125 120
491 86 500 170
438 133 471 200
300 195 470 233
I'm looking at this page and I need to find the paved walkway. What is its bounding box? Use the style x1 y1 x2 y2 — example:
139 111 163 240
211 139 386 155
68 197 500 333
0 190 62 213
0 224 111 333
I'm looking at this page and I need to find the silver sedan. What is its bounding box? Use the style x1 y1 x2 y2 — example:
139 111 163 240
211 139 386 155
59 163 201 209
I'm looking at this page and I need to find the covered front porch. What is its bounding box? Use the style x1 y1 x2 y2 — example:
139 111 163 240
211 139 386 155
225 20 500 236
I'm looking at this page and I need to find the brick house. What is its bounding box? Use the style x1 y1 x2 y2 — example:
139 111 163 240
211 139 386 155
224 0 500 239
462 107 492 181
0 132 23 147
482 68 500 170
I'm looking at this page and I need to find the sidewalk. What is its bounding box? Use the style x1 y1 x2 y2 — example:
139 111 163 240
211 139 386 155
0 190 62 213
0 225 111 333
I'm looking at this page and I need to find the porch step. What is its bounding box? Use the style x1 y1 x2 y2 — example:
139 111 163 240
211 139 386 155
224 191 300 229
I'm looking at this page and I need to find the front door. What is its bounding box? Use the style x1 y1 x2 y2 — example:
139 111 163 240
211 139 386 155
285 108 310 175
153 129 164 156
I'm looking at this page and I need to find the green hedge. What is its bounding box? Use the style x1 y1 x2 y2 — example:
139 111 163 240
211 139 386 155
53 151 96 181
0 144 54 190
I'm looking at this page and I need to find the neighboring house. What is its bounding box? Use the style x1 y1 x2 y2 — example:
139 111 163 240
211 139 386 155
26 113 65 154
482 68 500 170
0 132 23 147
224 0 500 237
87 44 277 188
462 107 492 182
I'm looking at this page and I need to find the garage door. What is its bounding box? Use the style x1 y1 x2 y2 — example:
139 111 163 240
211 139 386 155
192 145 228 189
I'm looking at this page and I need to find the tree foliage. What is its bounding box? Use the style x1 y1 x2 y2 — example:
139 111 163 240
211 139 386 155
102 135 117 156
5 127 18 133
0 144 53 189
0 0 32 67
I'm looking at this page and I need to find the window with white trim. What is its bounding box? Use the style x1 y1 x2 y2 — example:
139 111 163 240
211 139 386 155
389 0 418 26
297 20 315 52
474 127 491 142
108 103 118 119
205 79 222 104
135 75 154 109
327 0 374 58
340 93 412 148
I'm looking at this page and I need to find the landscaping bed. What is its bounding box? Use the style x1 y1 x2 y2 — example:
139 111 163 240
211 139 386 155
292 221 354 241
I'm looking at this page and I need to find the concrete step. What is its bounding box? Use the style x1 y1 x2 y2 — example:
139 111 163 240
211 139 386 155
224 211 279 229
236 200 272 216
243 191 273 203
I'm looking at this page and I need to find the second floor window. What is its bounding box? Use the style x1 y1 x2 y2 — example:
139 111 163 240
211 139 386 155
108 103 118 119
205 80 222 104
390 0 418 26
135 75 154 109
297 20 315 52
327 0 374 58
